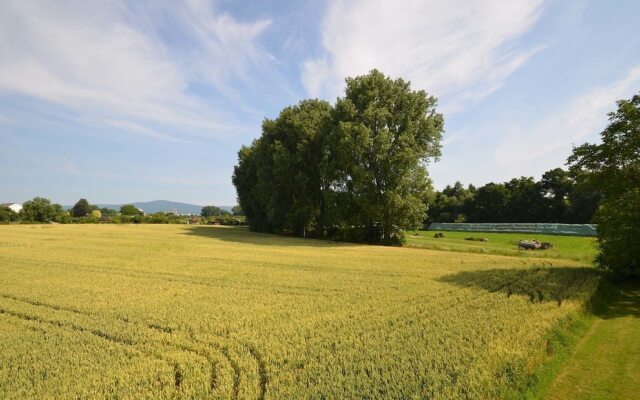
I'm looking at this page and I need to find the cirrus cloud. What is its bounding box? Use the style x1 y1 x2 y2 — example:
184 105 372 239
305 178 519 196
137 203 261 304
0 0 272 139
302 0 547 113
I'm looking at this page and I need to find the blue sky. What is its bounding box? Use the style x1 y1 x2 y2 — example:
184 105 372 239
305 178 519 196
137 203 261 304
1 0 639 206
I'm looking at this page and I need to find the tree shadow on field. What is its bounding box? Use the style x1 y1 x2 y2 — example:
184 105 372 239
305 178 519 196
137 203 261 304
437 267 602 306
598 283 640 319
182 225 358 248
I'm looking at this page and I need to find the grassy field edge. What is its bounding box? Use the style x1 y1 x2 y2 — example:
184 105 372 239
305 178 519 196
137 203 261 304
513 277 616 400
405 230 597 264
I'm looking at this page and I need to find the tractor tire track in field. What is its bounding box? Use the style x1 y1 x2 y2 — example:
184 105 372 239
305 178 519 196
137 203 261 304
0 300 230 398
0 291 271 399
246 343 269 400
0 306 133 345
0 293 269 400
0 291 269 399
187 330 268 400
0 306 200 389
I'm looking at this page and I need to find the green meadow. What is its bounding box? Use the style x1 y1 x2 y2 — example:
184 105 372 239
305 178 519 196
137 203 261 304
406 230 598 265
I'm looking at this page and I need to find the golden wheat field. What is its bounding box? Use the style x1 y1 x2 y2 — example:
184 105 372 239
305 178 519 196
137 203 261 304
0 224 599 399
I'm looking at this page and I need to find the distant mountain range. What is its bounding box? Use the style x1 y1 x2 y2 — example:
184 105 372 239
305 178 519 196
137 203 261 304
64 200 233 215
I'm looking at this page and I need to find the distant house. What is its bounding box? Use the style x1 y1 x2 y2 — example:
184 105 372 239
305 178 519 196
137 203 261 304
1 203 22 214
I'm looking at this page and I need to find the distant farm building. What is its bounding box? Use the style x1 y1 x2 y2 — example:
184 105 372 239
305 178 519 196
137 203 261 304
2 203 22 213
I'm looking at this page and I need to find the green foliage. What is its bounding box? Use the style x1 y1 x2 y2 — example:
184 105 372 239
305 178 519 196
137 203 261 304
234 98 334 236
55 211 72 224
427 169 601 224
19 197 65 223
429 182 477 223
594 189 640 277
204 214 243 226
331 70 443 242
0 206 18 223
568 93 640 278
231 205 243 216
200 205 228 218
472 182 510 222
146 212 169 224
100 207 118 218
10 204 241 226
540 168 572 221
71 198 92 217
120 204 143 216
565 173 601 224
233 70 443 244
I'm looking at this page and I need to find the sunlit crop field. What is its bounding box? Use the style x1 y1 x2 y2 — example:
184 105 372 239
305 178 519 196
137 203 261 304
0 225 599 399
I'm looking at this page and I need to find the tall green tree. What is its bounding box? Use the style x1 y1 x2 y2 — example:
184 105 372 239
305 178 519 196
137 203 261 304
266 99 332 235
120 204 143 216
233 99 333 236
467 183 511 223
231 205 244 216
503 177 546 222
233 70 443 244
540 168 572 222
568 92 640 278
100 207 119 218
565 172 600 223
201 205 228 217
20 197 64 222
427 182 476 223
330 70 443 242
72 198 92 217
0 206 18 222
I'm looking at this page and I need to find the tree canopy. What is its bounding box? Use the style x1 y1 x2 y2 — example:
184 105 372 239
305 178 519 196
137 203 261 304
231 205 243 216
19 197 65 223
100 207 119 218
233 70 443 244
201 205 229 217
0 206 18 223
71 198 93 217
567 92 640 278
427 168 600 225
120 204 143 216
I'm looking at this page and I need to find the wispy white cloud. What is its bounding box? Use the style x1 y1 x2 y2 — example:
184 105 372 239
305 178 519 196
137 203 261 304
302 0 546 112
494 64 640 168
0 0 271 140
105 120 187 144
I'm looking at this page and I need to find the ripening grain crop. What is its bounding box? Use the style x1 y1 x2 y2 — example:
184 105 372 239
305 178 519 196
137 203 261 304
0 225 599 399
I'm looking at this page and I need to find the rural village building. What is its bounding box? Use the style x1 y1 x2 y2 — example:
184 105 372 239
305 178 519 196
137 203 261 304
1 203 22 213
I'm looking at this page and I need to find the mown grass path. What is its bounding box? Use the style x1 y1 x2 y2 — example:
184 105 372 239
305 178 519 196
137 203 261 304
545 285 640 400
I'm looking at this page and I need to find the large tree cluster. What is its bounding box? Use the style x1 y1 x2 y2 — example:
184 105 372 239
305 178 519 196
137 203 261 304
200 205 229 217
428 168 601 224
233 70 444 244
19 197 69 223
